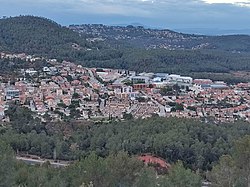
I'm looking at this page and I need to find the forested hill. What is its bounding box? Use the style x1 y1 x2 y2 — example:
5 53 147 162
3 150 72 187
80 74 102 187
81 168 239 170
0 16 92 59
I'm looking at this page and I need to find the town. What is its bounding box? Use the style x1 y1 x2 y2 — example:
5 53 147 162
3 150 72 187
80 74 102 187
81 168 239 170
1 51 250 123
69 24 209 50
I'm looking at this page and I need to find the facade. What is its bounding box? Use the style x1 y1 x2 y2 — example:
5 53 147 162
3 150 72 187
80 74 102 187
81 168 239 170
5 88 20 100
133 84 149 90
131 76 150 84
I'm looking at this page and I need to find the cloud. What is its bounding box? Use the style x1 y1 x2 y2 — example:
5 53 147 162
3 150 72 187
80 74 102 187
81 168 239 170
1 0 250 34
72 0 153 16
203 0 250 7
5 0 153 16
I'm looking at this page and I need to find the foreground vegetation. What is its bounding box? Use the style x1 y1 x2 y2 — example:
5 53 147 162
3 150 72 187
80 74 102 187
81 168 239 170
0 105 249 186
0 141 203 187
2 105 250 170
0 134 249 186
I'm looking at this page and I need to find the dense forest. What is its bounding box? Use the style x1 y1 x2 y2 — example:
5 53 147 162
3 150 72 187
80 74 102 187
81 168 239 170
2 104 250 171
1 137 249 187
0 104 250 186
0 16 91 58
75 48 250 74
0 141 203 187
1 16 250 82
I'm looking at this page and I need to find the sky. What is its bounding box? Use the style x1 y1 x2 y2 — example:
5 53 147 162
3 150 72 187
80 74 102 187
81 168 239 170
0 0 250 35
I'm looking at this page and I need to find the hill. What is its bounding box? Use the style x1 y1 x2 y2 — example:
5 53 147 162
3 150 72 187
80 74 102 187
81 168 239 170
69 24 250 52
0 16 91 59
69 24 208 50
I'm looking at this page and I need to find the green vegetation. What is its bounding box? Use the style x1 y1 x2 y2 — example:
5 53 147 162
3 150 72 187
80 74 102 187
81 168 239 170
1 134 250 186
0 16 90 60
2 105 250 170
208 135 250 187
76 48 250 75
160 87 174 96
0 143 203 187
0 104 250 186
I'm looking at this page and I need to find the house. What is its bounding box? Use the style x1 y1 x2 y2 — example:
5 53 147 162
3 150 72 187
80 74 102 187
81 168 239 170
5 87 20 100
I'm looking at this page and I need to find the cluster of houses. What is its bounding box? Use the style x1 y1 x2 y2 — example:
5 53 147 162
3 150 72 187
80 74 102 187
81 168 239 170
1 52 250 123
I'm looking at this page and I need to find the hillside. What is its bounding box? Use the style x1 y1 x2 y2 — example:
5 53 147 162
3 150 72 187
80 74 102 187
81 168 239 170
69 24 250 52
0 16 91 59
69 24 207 50
67 24 250 80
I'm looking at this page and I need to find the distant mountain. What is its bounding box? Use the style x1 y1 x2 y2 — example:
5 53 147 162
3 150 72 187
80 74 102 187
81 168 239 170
174 28 250 36
69 24 206 50
69 24 250 52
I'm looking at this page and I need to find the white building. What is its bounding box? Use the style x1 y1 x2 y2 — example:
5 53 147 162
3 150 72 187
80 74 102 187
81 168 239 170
168 74 193 85
25 69 37 75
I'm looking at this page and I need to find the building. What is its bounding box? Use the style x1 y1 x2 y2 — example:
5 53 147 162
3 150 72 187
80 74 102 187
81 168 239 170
154 73 169 79
153 77 162 83
131 76 150 84
133 84 149 90
193 79 213 85
168 74 193 84
5 88 20 100
25 69 37 75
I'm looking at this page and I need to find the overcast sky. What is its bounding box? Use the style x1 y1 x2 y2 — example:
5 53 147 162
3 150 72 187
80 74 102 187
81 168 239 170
1 0 250 34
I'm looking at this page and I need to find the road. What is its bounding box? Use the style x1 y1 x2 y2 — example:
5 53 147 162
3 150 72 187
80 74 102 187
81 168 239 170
141 91 166 117
16 156 70 168
86 68 104 87
113 76 128 84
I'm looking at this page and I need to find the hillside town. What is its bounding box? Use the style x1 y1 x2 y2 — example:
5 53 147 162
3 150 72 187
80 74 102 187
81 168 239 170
69 24 209 50
1 51 250 123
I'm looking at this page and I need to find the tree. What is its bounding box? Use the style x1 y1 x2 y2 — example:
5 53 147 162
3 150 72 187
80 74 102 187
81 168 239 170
175 103 184 111
160 87 173 96
135 168 157 187
123 113 133 120
70 108 81 119
159 161 201 187
187 106 196 111
209 135 250 187
72 92 80 100
208 155 237 187
233 135 250 186
173 84 180 96
0 141 15 187
105 152 144 187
